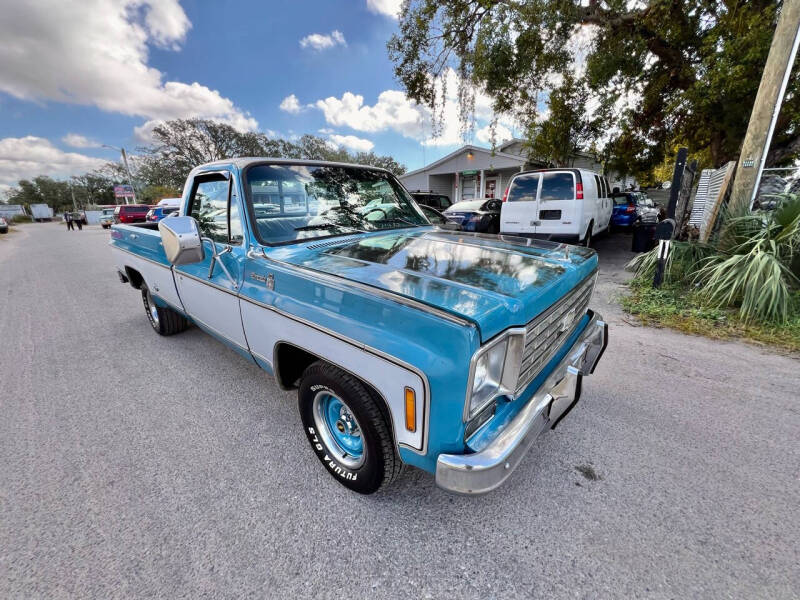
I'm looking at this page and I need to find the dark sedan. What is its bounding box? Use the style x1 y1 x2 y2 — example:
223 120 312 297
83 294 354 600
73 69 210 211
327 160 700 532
443 199 501 234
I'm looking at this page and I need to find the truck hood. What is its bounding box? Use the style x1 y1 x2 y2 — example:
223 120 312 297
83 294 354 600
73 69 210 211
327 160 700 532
273 229 598 341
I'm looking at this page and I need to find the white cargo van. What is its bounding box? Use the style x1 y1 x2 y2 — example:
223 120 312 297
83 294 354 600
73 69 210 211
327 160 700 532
499 168 613 246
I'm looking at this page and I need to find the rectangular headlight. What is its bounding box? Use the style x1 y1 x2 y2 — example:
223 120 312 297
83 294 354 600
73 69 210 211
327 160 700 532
465 329 526 421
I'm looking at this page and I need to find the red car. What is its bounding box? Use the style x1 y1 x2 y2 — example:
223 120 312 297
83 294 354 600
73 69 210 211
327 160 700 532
113 204 151 224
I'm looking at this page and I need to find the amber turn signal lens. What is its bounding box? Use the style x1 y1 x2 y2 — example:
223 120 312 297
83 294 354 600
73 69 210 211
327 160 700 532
404 387 416 432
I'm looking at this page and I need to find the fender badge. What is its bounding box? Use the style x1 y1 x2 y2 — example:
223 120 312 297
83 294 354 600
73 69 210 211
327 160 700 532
250 272 274 290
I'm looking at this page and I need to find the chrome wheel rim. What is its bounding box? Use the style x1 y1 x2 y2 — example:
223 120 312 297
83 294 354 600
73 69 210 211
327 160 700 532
145 289 159 328
312 391 365 469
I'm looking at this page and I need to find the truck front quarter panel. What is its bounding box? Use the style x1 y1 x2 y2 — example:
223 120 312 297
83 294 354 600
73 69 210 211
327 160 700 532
239 256 481 472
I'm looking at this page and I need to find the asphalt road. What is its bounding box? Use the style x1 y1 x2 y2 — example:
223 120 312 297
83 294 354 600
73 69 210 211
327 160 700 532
1 223 798 599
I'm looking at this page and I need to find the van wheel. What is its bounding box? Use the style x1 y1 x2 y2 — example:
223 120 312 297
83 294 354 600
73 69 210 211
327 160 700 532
583 222 594 247
298 361 401 494
141 284 188 336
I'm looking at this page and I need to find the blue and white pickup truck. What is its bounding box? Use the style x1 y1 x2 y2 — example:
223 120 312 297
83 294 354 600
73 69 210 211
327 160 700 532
110 159 607 495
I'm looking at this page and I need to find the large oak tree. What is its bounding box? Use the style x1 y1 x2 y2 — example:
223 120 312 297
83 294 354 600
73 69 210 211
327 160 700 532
388 0 799 176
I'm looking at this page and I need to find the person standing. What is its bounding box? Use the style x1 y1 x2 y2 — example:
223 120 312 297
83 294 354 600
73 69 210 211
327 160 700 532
75 214 83 231
64 211 74 231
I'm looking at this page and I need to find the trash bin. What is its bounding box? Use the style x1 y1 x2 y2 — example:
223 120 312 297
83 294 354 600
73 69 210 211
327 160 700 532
631 220 656 252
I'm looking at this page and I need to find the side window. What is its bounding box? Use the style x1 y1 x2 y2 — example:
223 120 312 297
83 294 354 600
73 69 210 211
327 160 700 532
603 177 610 198
540 172 575 201
507 174 539 202
189 175 240 244
594 175 602 199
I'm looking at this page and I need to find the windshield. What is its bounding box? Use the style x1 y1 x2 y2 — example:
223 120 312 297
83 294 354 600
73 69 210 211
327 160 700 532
244 163 430 245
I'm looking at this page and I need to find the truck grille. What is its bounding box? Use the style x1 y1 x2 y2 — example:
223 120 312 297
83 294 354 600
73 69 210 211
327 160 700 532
515 274 596 393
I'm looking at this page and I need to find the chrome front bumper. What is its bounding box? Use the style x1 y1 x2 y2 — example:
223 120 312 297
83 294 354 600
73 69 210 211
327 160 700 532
435 311 608 495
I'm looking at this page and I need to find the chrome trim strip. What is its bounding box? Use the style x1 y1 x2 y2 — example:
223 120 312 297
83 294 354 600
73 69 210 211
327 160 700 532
112 245 172 270
175 269 239 297
258 253 476 329
239 293 430 455
436 311 607 495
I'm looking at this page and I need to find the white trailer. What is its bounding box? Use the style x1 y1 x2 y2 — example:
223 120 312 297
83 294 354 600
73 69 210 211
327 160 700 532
30 204 54 221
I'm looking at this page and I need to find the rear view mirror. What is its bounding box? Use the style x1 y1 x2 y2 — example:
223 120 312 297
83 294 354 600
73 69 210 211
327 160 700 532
159 216 205 265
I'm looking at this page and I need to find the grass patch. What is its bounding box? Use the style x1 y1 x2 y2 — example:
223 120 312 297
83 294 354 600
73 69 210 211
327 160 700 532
622 278 800 353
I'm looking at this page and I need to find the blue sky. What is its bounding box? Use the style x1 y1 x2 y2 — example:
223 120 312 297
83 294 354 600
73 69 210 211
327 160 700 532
0 0 519 194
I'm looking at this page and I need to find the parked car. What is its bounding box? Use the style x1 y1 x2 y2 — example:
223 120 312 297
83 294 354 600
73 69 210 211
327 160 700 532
99 207 116 229
500 168 613 247
610 192 658 229
113 204 151 224
409 190 452 211
111 159 607 495
0 216 8 234
444 199 502 233
146 205 179 223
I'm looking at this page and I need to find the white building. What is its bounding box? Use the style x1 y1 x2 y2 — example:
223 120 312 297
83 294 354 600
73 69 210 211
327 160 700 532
399 139 635 203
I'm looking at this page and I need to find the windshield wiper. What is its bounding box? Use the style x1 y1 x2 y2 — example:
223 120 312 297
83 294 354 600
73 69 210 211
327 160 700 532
294 222 365 233
372 216 420 227
294 223 342 231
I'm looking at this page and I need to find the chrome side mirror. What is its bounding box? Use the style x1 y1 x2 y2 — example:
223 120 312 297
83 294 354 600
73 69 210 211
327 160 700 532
158 216 205 265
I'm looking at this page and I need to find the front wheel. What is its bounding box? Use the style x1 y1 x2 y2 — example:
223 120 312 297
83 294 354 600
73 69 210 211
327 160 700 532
298 361 401 494
141 284 189 336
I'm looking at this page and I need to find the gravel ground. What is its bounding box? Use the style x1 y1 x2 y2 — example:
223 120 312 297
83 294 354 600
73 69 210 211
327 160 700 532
1 223 798 599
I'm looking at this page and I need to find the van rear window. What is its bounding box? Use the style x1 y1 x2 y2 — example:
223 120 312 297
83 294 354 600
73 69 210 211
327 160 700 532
507 174 538 202
540 172 574 201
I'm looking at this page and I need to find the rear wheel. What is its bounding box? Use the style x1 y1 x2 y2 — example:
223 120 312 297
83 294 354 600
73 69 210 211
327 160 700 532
141 284 188 336
583 221 594 247
298 361 400 494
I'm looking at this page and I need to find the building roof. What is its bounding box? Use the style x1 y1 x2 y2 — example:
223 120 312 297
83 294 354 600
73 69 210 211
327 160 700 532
399 144 526 179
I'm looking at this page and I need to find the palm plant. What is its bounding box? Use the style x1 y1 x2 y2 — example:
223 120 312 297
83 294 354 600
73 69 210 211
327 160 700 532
628 194 800 323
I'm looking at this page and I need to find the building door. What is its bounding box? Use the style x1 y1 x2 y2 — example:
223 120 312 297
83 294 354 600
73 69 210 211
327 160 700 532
461 175 477 201
485 177 498 198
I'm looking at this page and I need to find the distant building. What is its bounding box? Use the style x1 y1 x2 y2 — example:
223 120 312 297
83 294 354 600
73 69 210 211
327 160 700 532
0 204 26 219
399 139 636 203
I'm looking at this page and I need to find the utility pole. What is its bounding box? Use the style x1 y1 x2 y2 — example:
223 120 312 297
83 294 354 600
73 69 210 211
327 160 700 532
729 0 800 211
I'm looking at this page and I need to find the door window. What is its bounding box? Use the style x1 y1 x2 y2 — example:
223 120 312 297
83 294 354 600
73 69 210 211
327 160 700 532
507 174 539 202
540 172 575 201
189 175 242 244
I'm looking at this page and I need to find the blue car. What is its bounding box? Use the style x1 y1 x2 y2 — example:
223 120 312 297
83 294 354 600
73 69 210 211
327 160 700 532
611 192 655 228
145 203 180 223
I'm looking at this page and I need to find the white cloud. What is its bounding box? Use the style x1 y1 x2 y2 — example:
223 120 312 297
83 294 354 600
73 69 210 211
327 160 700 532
476 123 513 145
0 136 106 187
279 94 303 114
299 30 346 51
366 0 403 19
0 0 256 136
316 90 424 136
62 133 102 149
328 134 375 153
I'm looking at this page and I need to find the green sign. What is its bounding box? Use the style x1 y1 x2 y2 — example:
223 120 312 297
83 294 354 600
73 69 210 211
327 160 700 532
461 170 478 176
